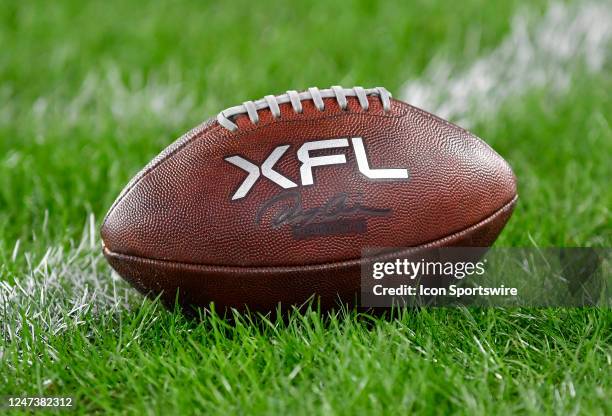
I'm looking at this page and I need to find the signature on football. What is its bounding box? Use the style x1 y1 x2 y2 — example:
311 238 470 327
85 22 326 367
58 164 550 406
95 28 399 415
256 191 391 229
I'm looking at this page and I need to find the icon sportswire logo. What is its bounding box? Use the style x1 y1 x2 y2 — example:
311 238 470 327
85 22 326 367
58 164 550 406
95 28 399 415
224 137 409 200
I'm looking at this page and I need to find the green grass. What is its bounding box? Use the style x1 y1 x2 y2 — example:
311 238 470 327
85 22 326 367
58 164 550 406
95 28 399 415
1 0 611 414
3 305 610 414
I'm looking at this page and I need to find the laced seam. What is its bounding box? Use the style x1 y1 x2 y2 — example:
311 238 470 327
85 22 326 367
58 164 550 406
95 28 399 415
217 86 392 131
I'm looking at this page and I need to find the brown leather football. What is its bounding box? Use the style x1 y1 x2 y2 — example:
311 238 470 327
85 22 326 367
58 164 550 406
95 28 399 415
101 86 517 312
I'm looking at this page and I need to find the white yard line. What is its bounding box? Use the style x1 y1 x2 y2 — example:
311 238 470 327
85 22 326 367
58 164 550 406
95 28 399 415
0 215 136 346
401 1 612 127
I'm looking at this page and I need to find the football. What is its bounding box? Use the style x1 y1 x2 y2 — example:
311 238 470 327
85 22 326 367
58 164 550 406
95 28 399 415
101 86 517 312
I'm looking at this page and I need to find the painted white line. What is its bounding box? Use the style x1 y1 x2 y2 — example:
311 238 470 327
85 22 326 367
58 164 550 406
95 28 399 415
401 1 612 126
0 216 136 347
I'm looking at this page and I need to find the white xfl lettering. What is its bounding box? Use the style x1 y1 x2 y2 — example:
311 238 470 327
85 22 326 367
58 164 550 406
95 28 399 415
225 137 409 200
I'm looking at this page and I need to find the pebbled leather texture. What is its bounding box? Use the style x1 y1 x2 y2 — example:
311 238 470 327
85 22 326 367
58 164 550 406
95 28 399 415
101 93 517 311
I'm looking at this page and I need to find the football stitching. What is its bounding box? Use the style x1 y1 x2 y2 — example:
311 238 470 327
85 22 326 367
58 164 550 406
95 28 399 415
217 86 393 131
226 98 409 140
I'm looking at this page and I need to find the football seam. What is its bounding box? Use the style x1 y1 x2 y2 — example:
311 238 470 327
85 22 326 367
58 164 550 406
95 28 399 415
103 194 517 272
226 98 408 139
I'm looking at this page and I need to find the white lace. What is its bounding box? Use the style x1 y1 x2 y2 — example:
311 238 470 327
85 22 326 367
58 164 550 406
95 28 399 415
217 86 392 131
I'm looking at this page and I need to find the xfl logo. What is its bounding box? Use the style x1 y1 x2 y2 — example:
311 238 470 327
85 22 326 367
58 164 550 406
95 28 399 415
225 137 409 200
